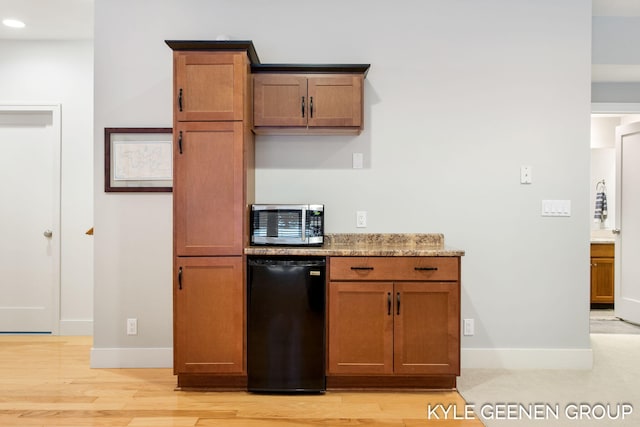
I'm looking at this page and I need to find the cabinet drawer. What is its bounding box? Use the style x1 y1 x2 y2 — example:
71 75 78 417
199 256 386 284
591 243 614 258
329 257 459 281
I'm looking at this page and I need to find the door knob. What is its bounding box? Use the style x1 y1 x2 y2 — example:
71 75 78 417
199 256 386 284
43 229 53 238
612 229 621 234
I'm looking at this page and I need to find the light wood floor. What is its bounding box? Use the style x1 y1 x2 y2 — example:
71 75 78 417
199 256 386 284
0 336 483 426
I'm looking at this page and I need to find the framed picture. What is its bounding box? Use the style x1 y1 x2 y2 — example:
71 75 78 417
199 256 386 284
105 127 173 192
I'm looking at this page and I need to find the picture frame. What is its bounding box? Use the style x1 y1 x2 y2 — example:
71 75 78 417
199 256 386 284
105 127 173 192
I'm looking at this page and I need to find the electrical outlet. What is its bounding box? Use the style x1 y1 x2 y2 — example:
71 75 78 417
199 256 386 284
352 152 364 169
356 211 367 228
463 318 475 336
520 165 532 184
127 318 138 335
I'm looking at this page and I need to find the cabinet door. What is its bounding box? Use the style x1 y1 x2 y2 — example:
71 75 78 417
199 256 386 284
328 281 394 374
253 75 307 127
393 282 460 375
307 75 363 128
591 257 615 304
174 51 247 121
174 121 244 256
174 256 244 375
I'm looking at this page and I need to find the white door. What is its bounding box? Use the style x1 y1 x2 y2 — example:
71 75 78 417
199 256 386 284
615 121 640 325
0 106 61 333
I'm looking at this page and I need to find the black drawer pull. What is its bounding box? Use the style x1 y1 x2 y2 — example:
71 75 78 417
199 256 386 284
387 292 391 315
350 266 374 271
415 267 438 271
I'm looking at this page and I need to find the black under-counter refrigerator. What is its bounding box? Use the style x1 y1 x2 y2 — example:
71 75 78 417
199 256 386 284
247 256 326 393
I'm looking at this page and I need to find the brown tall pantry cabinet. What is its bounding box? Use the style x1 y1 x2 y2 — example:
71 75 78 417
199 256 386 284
167 41 258 388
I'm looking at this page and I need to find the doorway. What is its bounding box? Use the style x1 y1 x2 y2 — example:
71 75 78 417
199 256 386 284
590 104 640 334
0 105 61 333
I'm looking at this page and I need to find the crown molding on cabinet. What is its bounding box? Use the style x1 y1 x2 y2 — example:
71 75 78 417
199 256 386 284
165 40 261 64
252 64 370 77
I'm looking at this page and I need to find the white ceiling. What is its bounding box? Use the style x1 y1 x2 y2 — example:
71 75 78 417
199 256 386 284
593 0 640 16
2 0 640 41
0 0 93 40
1 0 640 82
591 0 640 83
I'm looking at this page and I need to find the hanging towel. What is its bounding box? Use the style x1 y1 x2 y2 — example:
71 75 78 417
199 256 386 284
594 191 608 223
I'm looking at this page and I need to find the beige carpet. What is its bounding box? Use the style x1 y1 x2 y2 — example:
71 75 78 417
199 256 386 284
458 334 640 426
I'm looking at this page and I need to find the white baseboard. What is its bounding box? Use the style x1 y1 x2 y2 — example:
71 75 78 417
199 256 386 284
59 319 93 336
90 347 173 368
461 347 593 370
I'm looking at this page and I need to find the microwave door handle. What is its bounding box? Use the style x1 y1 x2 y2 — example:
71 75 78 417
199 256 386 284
301 207 307 243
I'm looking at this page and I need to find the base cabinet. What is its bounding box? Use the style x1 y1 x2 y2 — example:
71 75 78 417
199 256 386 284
393 282 459 375
174 256 244 376
327 257 460 389
590 243 614 305
328 281 459 376
328 282 394 374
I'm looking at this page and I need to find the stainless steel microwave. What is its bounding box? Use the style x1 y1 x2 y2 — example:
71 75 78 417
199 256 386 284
250 204 324 246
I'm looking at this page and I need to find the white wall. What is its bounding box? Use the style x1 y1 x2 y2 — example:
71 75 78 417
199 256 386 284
590 116 618 233
93 0 593 368
589 114 640 234
591 116 621 148
0 40 94 334
621 114 640 124
592 15 640 103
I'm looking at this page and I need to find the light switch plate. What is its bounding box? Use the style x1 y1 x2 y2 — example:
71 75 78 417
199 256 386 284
541 200 571 217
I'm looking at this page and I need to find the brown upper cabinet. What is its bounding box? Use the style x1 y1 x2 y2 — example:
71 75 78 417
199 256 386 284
171 44 257 122
252 64 370 135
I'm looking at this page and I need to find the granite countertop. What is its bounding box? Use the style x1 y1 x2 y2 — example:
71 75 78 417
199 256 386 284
244 233 465 257
591 229 616 244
